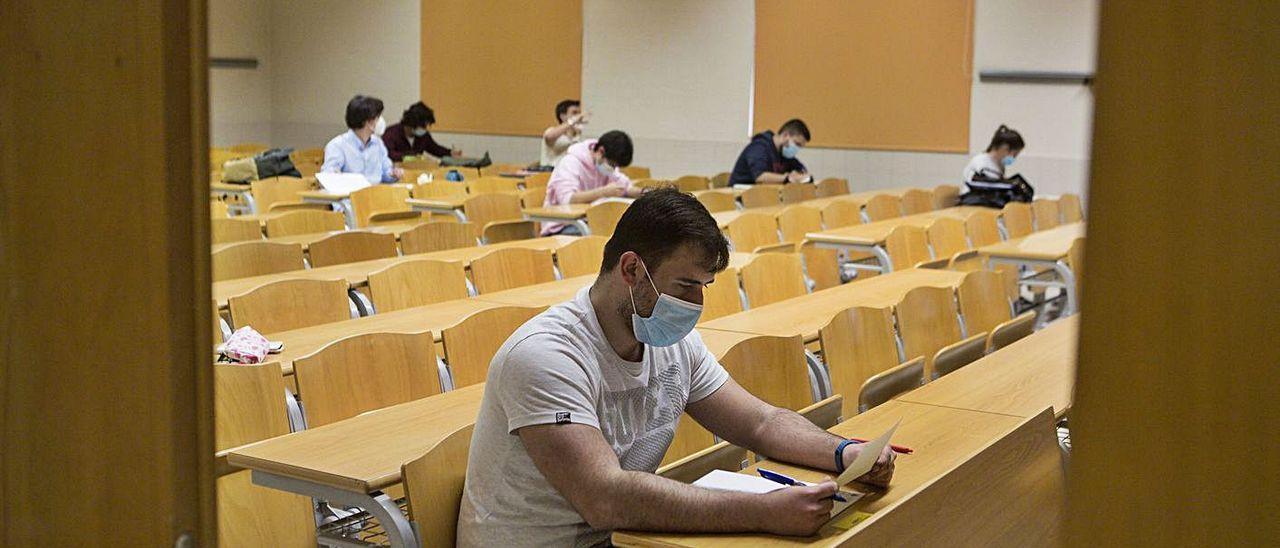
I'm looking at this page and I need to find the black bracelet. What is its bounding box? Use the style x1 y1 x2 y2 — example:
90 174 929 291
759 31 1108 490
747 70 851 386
835 439 857 472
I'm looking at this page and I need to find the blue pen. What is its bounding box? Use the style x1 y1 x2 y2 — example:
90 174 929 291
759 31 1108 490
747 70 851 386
758 468 848 502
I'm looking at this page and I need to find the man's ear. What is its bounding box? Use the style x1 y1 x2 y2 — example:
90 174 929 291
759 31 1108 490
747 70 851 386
618 251 640 285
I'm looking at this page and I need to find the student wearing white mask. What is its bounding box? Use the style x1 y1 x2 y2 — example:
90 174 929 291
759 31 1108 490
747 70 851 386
963 124 1025 184
458 189 896 547
321 95 403 183
382 101 462 162
541 130 644 235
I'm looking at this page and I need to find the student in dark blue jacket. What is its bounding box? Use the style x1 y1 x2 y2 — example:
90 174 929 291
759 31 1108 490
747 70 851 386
728 119 813 186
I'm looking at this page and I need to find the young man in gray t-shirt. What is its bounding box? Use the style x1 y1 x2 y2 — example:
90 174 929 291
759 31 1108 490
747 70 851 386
457 189 895 547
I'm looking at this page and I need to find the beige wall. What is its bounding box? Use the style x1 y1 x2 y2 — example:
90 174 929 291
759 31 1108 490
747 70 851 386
208 0 272 146
209 0 1096 197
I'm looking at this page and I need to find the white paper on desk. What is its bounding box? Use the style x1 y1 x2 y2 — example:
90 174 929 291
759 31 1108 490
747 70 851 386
692 469 785 494
316 172 373 194
590 196 635 206
836 420 901 485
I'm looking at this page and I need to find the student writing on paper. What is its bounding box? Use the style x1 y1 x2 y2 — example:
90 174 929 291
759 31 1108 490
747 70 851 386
963 124 1025 184
381 101 461 162
542 99 588 167
320 95 403 183
541 130 644 236
458 189 895 547
729 118 813 186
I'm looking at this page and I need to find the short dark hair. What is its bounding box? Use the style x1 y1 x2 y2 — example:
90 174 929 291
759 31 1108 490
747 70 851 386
345 95 385 130
594 130 634 167
401 102 436 127
601 188 730 275
555 99 581 122
778 119 811 141
985 124 1025 152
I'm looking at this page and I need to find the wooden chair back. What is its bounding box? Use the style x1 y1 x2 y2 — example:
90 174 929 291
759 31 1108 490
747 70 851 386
556 236 608 278
619 166 651 179
442 306 545 388
926 217 970 259
816 178 850 198
720 335 812 410
470 247 556 294
989 311 1037 352
519 186 546 208
585 201 630 237
820 199 863 229
1032 199 1061 230
780 183 818 204
965 209 1003 247
776 206 840 288
367 259 469 312
709 172 731 188
864 194 903 221
467 177 520 194
661 417 717 468
1059 193 1084 223
896 285 964 377
957 270 1014 337
251 177 314 212
932 333 989 380
264 210 344 238
657 441 748 484
695 190 737 213
933 184 961 209
400 158 439 170
400 222 477 254
524 171 551 189
1001 202 1034 238
212 241 304 281
798 395 845 430
725 212 782 253
307 231 399 267
227 278 350 334
214 362 315 547
631 178 670 191
672 175 710 192
740 252 808 307
292 331 442 427
264 201 330 214
481 220 537 243
885 225 932 270
412 181 468 199
800 242 843 290
1067 237 1085 299
776 205 823 244
402 424 475 548
701 267 743 321
857 357 925 413
818 306 901 418
350 185 412 228
211 199 230 218
740 185 782 209
900 189 935 215
462 193 524 238
212 217 263 244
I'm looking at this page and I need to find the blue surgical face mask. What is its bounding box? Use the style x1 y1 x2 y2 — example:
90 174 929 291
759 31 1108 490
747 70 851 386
1002 155 1016 167
412 127 427 137
597 160 615 177
781 140 800 159
629 260 703 347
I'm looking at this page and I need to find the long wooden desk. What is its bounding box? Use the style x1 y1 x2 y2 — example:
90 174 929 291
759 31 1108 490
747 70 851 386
212 235 577 308
614 400 1062 547
980 222 1085 314
210 222 424 255
299 184 414 228
802 186 918 210
901 315 1078 419
522 204 593 234
805 206 988 273
698 268 968 343
711 204 786 228
405 190 525 223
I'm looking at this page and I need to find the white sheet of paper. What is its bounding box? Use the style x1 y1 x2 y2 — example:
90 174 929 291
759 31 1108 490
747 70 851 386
692 469 785 495
836 419 902 485
315 172 372 194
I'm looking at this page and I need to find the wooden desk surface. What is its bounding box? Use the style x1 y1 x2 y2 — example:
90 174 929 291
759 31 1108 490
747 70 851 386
613 400 1027 547
407 190 523 210
900 316 1078 418
213 235 577 307
712 205 786 228
225 383 487 493
804 207 988 246
210 222 422 254
210 182 250 193
725 252 755 270
979 222 1085 262
523 203 591 220
802 186 918 209
299 184 413 202
695 328 760 359
474 275 595 308
698 269 967 341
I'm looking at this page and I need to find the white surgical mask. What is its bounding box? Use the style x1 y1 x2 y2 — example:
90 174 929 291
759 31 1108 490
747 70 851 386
781 140 800 159
629 260 703 347
412 127 427 137
373 116 387 136
597 160 615 177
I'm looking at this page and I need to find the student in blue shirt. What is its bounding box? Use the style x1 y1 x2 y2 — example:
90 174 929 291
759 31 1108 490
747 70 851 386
321 95 404 183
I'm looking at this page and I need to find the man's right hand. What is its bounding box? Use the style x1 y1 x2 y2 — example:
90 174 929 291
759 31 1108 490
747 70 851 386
758 479 837 536
786 171 807 184
599 184 626 198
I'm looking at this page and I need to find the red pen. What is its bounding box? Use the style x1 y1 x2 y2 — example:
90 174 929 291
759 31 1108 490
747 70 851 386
849 437 914 455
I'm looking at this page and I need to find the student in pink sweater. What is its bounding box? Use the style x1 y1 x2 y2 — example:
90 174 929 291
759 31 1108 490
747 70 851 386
542 130 645 235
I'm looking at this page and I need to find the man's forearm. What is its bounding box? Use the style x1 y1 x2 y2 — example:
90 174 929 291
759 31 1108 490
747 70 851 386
592 469 768 533
745 407 845 472
755 171 787 184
